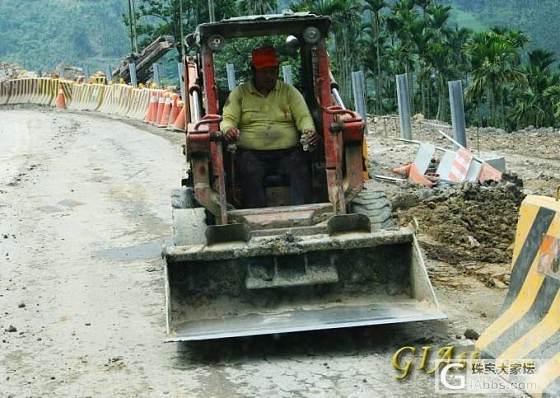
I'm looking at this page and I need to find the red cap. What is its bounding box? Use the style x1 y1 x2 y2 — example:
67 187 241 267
251 47 279 69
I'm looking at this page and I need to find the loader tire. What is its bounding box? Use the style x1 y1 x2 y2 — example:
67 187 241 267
172 208 207 246
350 188 395 230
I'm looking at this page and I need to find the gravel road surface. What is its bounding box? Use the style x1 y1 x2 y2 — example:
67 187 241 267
0 108 513 397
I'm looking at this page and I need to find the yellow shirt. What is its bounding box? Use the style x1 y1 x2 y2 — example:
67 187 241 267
220 80 315 150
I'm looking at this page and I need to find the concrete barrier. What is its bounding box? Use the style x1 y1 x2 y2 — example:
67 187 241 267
476 194 560 397
126 88 150 121
0 77 168 126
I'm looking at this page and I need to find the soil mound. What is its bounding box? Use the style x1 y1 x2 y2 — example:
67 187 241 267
397 181 525 265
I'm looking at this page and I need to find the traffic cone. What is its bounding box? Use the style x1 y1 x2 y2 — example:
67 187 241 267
392 163 412 177
408 164 434 188
157 93 173 127
55 88 66 109
166 94 180 127
153 91 166 125
173 101 187 131
144 91 158 123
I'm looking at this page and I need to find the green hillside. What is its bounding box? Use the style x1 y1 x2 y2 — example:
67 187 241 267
441 0 560 55
447 7 487 32
0 0 128 71
1 0 560 72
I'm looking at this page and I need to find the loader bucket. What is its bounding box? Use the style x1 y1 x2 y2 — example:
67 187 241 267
163 227 445 342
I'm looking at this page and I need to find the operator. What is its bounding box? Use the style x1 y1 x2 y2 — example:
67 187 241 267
220 46 320 208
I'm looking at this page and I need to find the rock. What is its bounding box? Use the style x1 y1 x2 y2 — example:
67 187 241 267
481 312 487 318
2 234 7 239
5 325 17 333
85 322 91 326
464 329 480 340
18 303 25 308
467 236 481 247
494 280 508 289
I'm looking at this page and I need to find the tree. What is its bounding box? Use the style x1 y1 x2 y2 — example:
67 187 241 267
363 0 387 114
293 0 362 103
124 0 237 58
465 30 527 128
239 0 278 15
510 49 560 128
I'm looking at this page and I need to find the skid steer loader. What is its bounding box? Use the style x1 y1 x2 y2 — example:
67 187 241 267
163 12 445 341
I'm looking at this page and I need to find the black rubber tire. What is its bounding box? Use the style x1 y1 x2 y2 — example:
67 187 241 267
350 188 395 230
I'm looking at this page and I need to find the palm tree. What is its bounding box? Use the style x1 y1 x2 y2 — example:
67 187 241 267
511 49 559 128
363 0 387 114
239 0 277 15
465 30 527 127
293 0 363 102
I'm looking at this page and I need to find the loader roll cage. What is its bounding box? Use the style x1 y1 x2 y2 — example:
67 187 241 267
193 13 331 42
183 12 367 227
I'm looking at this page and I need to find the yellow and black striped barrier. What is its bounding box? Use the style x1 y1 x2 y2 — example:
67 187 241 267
476 194 560 397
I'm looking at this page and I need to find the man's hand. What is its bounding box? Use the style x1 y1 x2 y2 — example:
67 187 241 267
304 129 320 145
224 127 240 143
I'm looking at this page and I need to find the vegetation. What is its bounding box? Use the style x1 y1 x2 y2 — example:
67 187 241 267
301 0 560 130
0 0 128 72
2 0 560 130
123 0 560 130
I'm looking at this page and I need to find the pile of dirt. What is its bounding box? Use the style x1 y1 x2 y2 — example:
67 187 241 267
396 181 525 265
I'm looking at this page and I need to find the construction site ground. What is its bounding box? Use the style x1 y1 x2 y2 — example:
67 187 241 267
1 107 551 397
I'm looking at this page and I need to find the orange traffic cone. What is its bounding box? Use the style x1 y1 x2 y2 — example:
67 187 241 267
144 91 157 123
157 93 173 127
173 101 187 131
55 88 66 109
408 164 434 188
144 91 154 123
392 163 412 177
166 94 180 128
153 92 166 125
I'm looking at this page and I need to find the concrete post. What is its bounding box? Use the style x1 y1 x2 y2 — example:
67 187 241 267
178 63 186 101
351 71 367 121
129 63 138 86
448 80 467 149
153 63 161 87
226 63 236 91
396 73 412 139
106 65 112 82
282 65 293 85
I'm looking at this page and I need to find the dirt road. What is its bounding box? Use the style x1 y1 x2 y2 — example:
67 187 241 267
0 108 511 397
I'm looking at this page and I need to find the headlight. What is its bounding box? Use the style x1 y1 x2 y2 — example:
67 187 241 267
303 26 321 44
207 34 225 52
